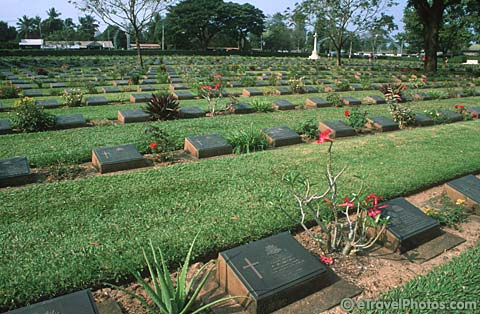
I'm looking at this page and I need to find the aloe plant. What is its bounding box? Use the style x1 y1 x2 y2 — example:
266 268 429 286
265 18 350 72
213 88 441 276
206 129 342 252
109 235 243 314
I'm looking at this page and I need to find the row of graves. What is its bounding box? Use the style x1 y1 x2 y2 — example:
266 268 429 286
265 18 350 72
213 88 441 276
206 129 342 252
4 175 479 313
2 100 479 185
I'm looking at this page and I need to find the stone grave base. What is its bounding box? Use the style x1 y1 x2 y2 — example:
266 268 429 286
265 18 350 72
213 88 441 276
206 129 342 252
202 270 361 314
96 299 123 314
369 231 465 264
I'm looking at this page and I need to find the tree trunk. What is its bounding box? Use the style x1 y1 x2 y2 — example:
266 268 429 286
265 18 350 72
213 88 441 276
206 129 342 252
423 20 439 73
336 52 342 66
134 29 144 68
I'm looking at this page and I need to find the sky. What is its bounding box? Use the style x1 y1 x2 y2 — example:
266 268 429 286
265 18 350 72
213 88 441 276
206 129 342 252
0 0 407 32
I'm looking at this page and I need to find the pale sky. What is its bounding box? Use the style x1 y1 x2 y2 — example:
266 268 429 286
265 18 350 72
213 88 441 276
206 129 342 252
0 0 406 31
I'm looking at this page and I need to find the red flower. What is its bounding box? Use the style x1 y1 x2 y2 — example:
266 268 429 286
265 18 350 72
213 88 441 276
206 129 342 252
459 105 465 109
471 112 478 118
338 196 355 208
317 129 333 144
367 208 382 219
344 110 351 117
214 83 221 90
213 74 222 79
320 255 334 265
454 105 459 109
149 142 157 150
421 78 427 83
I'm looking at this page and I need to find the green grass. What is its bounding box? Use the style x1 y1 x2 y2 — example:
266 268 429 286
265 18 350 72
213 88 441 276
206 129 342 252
0 97 478 167
356 241 480 313
1 121 479 310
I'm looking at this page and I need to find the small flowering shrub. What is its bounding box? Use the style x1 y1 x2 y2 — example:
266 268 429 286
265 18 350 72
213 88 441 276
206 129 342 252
336 80 350 91
408 74 427 90
380 83 415 128
0 82 19 99
289 76 305 94
454 104 473 120
62 88 84 107
145 126 176 162
13 97 55 132
424 109 449 124
425 195 468 229
344 108 368 129
295 118 319 140
326 93 343 107
277 130 389 256
268 75 279 86
199 74 231 116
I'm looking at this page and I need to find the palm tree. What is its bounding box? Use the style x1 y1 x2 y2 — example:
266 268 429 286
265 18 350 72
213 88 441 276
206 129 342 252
17 15 34 39
78 15 99 40
43 7 63 35
32 16 42 38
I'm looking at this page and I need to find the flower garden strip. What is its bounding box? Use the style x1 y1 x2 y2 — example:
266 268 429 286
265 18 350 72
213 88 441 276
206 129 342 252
1 121 479 311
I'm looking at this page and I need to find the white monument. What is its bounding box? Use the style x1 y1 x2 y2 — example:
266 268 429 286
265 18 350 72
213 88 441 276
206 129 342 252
308 32 319 60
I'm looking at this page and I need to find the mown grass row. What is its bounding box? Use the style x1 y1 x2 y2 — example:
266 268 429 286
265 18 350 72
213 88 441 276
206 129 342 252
1 121 479 310
356 241 480 313
0 97 478 167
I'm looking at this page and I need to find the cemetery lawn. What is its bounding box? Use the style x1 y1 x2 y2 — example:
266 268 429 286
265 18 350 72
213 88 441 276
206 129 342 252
1 121 479 309
357 241 480 314
1 97 479 167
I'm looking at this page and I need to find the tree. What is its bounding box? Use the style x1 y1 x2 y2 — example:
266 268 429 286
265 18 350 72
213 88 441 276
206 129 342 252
78 15 100 40
263 13 294 52
70 0 171 67
0 21 18 47
223 3 265 50
43 7 64 35
294 0 396 66
289 10 307 52
17 16 34 39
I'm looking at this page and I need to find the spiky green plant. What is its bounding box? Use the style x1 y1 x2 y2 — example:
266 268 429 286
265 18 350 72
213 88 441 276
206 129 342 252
143 94 180 121
109 235 243 314
228 123 268 154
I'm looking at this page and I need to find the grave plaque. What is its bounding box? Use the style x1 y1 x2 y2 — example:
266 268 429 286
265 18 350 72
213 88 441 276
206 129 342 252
15 84 34 89
278 80 289 86
56 114 87 129
36 99 60 109
275 87 292 95
303 85 318 93
242 88 262 97
319 120 356 138
0 119 12 135
217 232 330 314
364 95 386 104
324 85 339 92
169 78 183 84
453 91 466 98
172 90 195 100
445 175 480 212
137 85 155 92
230 102 256 114
350 84 364 91
414 113 434 126
130 93 152 103
366 116 399 132
229 81 242 88
23 89 43 97
85 96 108 106
7 289 99 314
179 107 205 119
341 96 361 106
102 86 122 93
50 82 67 88
142 79 157 84
0 156 35 188
184 134 232 159
170 83 188 91
414 92 432 101
380 197 442 253
440 109 463 122
112 80 129 86
261 126 302 147
92 144 151 173
254 81 268 87
118 109 150 124
305 97 330 108
272 100 295 111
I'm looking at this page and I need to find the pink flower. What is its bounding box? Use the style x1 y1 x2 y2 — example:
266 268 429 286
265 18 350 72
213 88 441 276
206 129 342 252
213 74 222 79
214 83 221 90
338 196 354 208
320 255 334 265
317 129 333 144
367 208 382 219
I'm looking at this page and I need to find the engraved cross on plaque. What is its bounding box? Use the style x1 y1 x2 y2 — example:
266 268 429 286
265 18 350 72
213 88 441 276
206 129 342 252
102 151 111 159
243 258 263 279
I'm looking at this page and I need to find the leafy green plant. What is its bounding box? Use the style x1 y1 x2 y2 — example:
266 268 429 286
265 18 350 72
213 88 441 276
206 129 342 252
425 195 468 229
454 104 473 120
13 97 55 132
295 118 319 139
157 72 169 84
289 76 305 94
344 107 368 129
336 80 350 91
326 93 343 107
240 76 256 87
108 235 242 314
130 74 140 85
62 88 84 106
380 83 415 128
250 98 273 112
143 94 180 121
424 109 449 124
0 83 19 99
426 90 448 100
228 123 268 154
268 75 279 86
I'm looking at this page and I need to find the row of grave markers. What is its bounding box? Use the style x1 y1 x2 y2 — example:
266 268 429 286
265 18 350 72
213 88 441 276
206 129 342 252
5 174 480 314
1 106 479 188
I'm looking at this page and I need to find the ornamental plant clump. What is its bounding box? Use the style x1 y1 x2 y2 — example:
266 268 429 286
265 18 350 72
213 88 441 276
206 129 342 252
379 83 415 128
108 235 244 314
0 82 19 99
289 76 305 94
326 93 343 107
143 93 180 121
424 109 449 124
13 97 55 133
227 123 268 154
344 107 368 129
250 98 274 112
145 126 177 162
294 117 319 140
277 130 389 256
62 88 84 107
199 74 231 116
